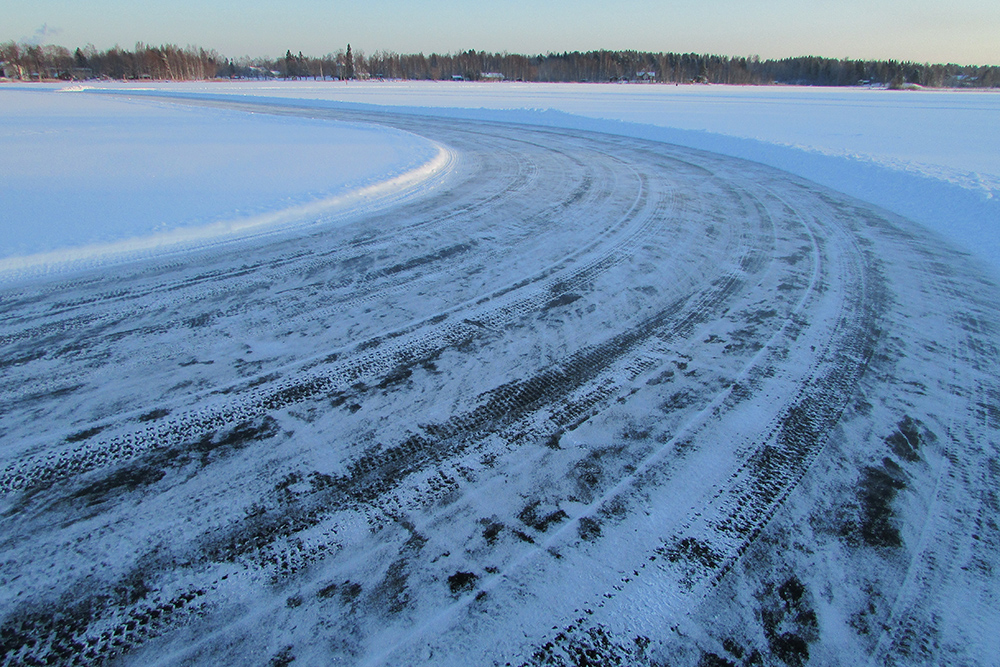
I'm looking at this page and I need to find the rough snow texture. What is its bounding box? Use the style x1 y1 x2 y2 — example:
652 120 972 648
0 90 999 667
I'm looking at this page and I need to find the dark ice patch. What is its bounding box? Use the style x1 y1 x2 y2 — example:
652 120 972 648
480 519 505 544
543 293 581 312
138 408 170 422
758 575 818 667
447 571 478 595
858 459 907 548
72 463 166 505
578 516 602 541
66 425 105 442
885 415 930 463
662 536 722 569
191 416 280 456
518 500 568 532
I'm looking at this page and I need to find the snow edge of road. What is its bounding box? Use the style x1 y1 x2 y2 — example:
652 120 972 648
0 136 457 285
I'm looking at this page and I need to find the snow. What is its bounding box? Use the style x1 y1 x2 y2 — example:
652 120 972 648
3 81 997 278
1 80 998 666
142 80 999 176
0 86 450 278
76 79 1000 276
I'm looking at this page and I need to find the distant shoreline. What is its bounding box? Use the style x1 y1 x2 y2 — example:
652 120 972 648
2 42 998 88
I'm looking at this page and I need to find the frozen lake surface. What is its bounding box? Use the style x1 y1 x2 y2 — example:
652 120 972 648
0 88 448 276
138 80 1000 276
0 83 998 666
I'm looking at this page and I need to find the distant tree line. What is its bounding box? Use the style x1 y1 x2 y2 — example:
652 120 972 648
2 41 998 88
1 42 220 81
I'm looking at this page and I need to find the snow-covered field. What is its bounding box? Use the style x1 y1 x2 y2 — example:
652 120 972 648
1 83 999 666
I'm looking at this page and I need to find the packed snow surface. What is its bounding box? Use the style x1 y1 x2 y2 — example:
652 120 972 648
109 80 1000 276
156 80 1000 178
1 83 999 667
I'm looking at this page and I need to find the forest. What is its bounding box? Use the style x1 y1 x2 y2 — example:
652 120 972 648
2 41 998 88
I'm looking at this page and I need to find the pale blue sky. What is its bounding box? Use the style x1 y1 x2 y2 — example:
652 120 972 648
6 0 999 65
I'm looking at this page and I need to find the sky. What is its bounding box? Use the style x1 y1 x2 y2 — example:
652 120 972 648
4 0 999 65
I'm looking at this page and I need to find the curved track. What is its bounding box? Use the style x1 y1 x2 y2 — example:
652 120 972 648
1 98 998 667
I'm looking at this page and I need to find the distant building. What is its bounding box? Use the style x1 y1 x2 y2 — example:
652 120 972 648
480 72 504 81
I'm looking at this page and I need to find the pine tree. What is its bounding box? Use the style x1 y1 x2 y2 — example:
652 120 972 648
345 44 354 79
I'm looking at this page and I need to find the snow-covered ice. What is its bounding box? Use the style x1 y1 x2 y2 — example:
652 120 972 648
148 80 1000 178
0 87 450 278
6 81 998 280
103 80 1000 276
0 82 998 667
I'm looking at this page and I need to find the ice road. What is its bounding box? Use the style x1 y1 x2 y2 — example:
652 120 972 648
1 96 999 667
